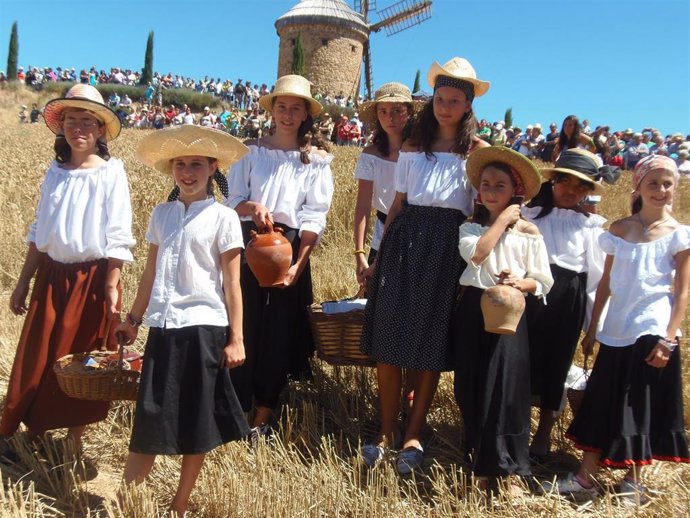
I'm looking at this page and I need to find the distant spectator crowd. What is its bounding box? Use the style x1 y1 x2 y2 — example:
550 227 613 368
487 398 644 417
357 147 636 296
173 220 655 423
6 65 688 172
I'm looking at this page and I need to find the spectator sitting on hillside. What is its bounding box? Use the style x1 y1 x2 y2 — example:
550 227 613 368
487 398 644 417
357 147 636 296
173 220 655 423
540 122 559 161
650 133 668 155
477 119 492 142
181 106 195 125
18 105 28 123
108 92 120 108
581 118 592 134
200 106 214 127
490 122 507 146
318 113 335 141
668 133 685 156
677 150 690 177
30 103 42 123
120 94 132 107
624 132 650 169
16 66 25 82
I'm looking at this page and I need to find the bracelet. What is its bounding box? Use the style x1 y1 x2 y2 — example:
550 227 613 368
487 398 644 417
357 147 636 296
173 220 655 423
353 249 366 255
125 313 142 328
658 337 678 352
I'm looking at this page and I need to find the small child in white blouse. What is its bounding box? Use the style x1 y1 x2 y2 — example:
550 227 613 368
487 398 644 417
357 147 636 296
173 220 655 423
2 84 134 452
452 146 553 493
116 126 251 516
552 155 690 502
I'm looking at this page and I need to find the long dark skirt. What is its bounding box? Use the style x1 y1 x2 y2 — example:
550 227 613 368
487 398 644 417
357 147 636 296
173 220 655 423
527 264 587 410
0 257 111 435
453 287 531 477
129 326 250 455
230 221 314 411
360 204 466 371
566 335 690 467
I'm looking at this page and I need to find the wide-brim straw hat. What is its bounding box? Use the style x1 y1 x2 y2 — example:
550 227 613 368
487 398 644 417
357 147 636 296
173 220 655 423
44 84 121 141
359 82 419 124
136 126 249 175
258 74 322 116
467 146 542 201
541 149 606 194
427 57 490 98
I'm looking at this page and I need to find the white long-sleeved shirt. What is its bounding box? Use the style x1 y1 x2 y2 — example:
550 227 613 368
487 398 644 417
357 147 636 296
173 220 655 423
225 145 334 238
27 158 135 263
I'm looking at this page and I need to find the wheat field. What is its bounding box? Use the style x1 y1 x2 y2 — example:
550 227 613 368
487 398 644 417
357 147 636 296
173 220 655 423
0 86 689 517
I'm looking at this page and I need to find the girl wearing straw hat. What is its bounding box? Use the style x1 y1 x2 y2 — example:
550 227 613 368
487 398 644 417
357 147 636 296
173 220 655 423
453 146 552 492
521 149 611 462
117 126 250 515
359 57 490 474
550 156 690 502
1 84 135 451
225 74 334 436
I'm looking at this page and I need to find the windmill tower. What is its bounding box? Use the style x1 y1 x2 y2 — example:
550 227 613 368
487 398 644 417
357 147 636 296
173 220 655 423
275 0 432 101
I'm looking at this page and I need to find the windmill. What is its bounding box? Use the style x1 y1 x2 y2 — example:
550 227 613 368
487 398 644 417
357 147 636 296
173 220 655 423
354 0 433 99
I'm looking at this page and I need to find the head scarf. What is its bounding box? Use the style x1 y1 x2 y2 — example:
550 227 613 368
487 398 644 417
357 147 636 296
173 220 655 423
631 154 679 209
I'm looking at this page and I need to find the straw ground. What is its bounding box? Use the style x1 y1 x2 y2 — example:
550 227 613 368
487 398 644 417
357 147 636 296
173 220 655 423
0 87 689 517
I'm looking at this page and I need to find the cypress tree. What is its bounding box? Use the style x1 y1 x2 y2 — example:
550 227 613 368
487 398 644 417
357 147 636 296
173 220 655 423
292 32 306 77
504 107 513 129
6 21 18 81
412 69 421 93
141 31 154 85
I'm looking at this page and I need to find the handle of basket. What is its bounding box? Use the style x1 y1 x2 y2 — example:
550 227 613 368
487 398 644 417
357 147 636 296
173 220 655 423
117 333 126 372
583 354 590 381
354 285 366 299
99 319 112 352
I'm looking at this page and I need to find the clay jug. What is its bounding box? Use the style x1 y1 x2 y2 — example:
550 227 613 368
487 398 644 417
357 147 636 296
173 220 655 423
245 223 293 287
480 284 526 335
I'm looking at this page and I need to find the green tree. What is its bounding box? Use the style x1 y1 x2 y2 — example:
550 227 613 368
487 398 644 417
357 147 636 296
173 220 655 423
292 32 306 77
504 107 513 129
6 21 18 82
412 69 421 93
141 31 154 85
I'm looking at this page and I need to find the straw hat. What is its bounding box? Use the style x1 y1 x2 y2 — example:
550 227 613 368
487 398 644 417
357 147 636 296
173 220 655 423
426 57 490 97
541 149 606 194
359 82 417 124
136 126 249 175
258 74 322 116
44 84 121 141
466 146 542 201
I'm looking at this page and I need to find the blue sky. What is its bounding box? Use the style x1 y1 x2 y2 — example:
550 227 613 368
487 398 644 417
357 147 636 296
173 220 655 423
1 0 688 135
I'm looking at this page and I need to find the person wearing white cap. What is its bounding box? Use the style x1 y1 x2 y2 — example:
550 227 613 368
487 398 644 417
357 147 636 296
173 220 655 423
624 132 650 169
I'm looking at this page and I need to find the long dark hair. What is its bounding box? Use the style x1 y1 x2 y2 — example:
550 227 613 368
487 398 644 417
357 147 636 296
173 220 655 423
372 104 414 157
273 98 330 165
408 98 477 158
557 115 581 152
54 135 111 164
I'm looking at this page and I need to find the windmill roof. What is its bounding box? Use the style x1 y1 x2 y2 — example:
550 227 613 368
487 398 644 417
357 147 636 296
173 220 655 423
276 0 370 35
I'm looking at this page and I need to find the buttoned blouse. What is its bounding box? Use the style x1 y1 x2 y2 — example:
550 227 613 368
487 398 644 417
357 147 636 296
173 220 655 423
27 159 135 263
144 198 243 329
458 222 554 298
597 226 690 347
394 151 474 216
225 145 334 238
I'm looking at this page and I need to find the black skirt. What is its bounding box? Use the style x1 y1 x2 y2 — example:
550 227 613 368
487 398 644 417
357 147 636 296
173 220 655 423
230 221 314 411
129 326 250 455
452 287 531 477
360 204 466 371
566 335 690 467
527 264 587 410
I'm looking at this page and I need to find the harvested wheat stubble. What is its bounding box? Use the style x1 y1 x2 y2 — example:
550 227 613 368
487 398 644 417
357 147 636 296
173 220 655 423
0 88 689 517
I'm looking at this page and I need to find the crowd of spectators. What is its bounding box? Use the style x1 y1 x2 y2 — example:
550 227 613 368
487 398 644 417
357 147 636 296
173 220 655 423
6 64 688 172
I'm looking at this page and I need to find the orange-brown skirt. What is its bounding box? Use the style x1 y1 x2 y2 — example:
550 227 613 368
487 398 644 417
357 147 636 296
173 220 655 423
0 256 115 435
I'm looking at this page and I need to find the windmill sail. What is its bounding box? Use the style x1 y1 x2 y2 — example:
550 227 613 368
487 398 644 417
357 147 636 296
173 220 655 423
371 0 432 35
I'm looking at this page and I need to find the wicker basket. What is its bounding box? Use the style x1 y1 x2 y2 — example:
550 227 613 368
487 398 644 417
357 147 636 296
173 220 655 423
566 356 590 415
53 345 140 402
308 303 374 367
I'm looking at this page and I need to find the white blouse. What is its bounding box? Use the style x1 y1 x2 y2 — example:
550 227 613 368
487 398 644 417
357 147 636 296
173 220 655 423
522 206 607 328
225 145 334 238
144 197 244 330
354 152 397 215
597 226 690 347
27 159 135 263
394 151 474 216
354 152 396 250
458 222 554 298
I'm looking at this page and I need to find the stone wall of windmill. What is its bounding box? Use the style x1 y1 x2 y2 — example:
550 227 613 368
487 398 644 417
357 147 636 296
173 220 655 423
276 22 367 99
